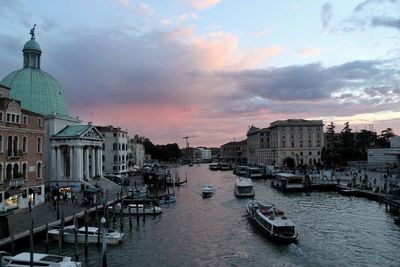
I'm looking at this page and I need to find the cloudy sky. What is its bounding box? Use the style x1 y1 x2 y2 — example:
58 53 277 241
0 0 399 147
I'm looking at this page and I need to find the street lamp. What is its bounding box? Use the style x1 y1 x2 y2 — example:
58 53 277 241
101 217 107 267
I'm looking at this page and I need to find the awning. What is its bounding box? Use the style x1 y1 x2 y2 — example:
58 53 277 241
5 188 26 198
28 187 41 194
84 187 101 194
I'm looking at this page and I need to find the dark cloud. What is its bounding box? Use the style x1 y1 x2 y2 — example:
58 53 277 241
321 2 333 29
371 17 400 30
354 0 399 12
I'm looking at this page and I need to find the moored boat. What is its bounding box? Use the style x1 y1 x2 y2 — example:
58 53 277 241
159 193 176 204
3 252 82 267
246 200 298 243
202 184 214 198
234 177 255 197
271 173 305 192
48 225 123 244
209 163 219 170
111 203 162 215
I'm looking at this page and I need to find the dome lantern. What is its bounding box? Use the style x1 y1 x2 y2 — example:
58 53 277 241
23 24 42 69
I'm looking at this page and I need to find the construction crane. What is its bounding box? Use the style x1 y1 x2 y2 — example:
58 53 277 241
182 135 197 148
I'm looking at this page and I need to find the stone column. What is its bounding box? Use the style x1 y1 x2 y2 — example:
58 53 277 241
96 146 101 176
69 146 74 180
51 146 57 179
84 147 90 180
56 146 62 179
99 148 103 177
91 147 96 178
75 146 83 181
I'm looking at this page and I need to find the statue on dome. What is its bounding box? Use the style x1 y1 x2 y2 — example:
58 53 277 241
30 24 37 39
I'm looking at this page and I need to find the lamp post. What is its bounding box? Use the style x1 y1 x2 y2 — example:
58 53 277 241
101 217 107 267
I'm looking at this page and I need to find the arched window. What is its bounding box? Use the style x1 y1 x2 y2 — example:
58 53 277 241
13 136 18 156
6 164 12 180
23 137 27 153
22 163 27 180
13 163 18 178
0 135 3 153
37 162 42 179
0 164 3 182
7 136 12 157
37 138 42 153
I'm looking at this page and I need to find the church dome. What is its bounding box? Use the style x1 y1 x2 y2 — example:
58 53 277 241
0 29 69 117
1 69 68 116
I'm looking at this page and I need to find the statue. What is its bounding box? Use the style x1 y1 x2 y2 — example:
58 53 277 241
30 24 37 39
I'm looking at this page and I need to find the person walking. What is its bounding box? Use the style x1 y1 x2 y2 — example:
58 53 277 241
28 199 32 212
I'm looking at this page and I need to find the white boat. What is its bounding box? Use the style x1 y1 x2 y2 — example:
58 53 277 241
271 173 305 192
209 163 219 170
3 252 82 267
111 203 162 215
202 184 214 198
218 162 232 170
233 166 247 176
48 225 123 244
246 200 298 243
234 177 255 197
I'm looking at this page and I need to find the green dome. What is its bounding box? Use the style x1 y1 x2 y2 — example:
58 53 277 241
1 68 69 116
23 39 42 52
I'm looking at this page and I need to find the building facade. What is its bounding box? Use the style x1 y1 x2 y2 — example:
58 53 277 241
220 140 247 164
127 139 145 170
96 126 128 175
0 84 45 211
368 136 400 167
245 119 324 167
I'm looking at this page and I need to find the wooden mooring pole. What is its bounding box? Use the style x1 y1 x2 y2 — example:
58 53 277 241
73 215 79 262
45 222 49 254
30 220 34 267
84 210 89 257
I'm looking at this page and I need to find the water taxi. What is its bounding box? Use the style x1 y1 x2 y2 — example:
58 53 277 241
3 252 82 267
246 200 298 243
209 163 219 170
245 167 263 179
48 225 124 244
234 177 255 197
202 184 214 198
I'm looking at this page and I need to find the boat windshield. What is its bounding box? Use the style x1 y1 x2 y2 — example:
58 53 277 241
40 255 65 263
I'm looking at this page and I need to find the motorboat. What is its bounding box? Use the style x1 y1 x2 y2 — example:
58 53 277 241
202 184 214 198
111 202 162 215
209 163 219 170
159 193 176 204
245 167 263 179
246 200 298 243
233 166 247 176
48 225 123 244
218 162 232 170
2 252 82 266
234 177 255 197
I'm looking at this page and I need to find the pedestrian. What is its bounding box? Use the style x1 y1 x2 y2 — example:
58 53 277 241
28 198 32 212
60 194 64 204
71 192 76 204
53 195 57 210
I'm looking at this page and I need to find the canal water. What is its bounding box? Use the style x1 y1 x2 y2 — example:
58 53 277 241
45 164 400 266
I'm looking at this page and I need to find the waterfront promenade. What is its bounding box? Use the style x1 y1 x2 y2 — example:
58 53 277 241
0 176 135 247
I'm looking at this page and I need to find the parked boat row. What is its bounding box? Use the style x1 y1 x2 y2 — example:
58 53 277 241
110 203 162 215
209 163 232 171
233 166 263 179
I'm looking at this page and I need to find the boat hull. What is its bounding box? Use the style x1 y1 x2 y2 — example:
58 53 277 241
48 229 123 244
112 205 162 215
234 187 255 197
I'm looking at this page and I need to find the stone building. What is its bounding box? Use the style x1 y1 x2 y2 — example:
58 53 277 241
96 126 128 175
0 84 45 211
220 140 247 164
246 119 324 167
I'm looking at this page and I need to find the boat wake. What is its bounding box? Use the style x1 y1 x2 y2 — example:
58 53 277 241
288 243 304 257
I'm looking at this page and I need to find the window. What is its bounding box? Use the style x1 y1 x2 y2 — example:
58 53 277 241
300 152 303 156
23 137 27 153
38 118 42 127
0 135 2 153
0 112 3 121
6 114 10 122
37 138 42 153
309 151 312 156
23 115 27 124
113 133 117 137
22 163 27 179
37 162 42 179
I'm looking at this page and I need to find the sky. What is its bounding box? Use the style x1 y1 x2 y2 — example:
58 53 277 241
0 0 399 148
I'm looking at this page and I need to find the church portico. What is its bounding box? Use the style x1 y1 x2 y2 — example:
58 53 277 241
50 125 103 190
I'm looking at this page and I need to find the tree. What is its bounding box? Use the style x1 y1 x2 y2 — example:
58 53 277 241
326 122 335 134
377 128 395 148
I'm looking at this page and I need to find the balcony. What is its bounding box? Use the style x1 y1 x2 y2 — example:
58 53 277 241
7 150 23 160
5 178 24 189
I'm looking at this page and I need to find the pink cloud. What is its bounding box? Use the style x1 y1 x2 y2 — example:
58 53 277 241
298 47 323 58
182 0 221 9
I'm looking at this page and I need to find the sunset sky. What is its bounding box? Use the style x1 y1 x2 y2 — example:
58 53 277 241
0 0 399 147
